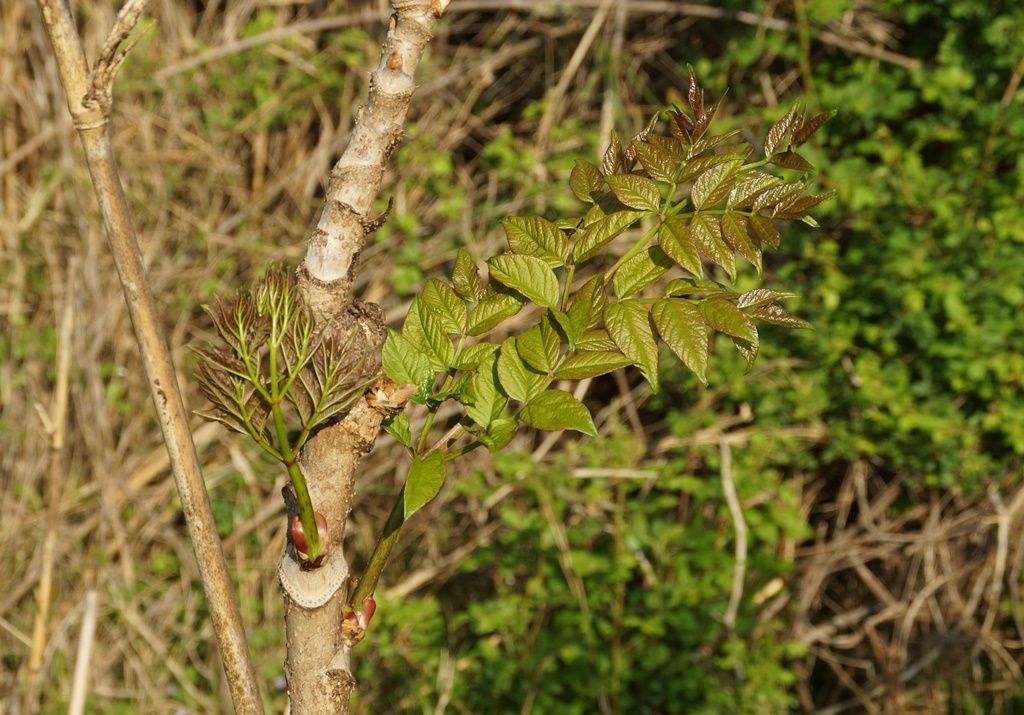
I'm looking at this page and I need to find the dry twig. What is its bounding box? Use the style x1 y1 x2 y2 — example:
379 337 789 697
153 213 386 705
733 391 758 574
33 0 261 710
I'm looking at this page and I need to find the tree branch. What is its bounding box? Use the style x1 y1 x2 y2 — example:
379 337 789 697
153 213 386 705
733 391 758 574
302 0 446 287
34 1 262 711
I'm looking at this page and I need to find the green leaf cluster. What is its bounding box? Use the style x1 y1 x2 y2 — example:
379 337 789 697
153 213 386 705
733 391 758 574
383 72 829 464
193 266 375 462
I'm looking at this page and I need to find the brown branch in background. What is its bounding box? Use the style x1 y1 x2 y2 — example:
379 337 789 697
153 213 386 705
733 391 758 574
68 588 99 715
719 441 748 642
33 1 262 711
20 261 76 714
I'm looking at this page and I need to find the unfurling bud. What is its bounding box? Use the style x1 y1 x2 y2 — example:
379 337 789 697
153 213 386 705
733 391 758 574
341 595 377 647
290 512 329 569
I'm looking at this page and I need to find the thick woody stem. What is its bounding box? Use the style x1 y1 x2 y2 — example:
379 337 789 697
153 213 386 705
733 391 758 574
283 1 444 712
303 0 441 287
35 1 262 711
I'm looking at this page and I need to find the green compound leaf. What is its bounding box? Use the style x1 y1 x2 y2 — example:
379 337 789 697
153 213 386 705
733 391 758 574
605 174 662 212
502 216 568 268
402 298 452 371
736 288 797 309
521 390 598 436
748 214 781 249
751 302 811 329
632 139 676 182
728 172 782 209
517 320 560 373
764 102 801 158
554 351 632 379
690 214 736 282
455 341 500 370
404 451 446 520
421 278 467 334
721 212 762 273
576 329 617 351
572 210 647 263
605 300 660 392
770 150 815 171
659 219 703 278
612 246 672 298
487 254 560 309
570 159 604 203
691 157 742 210
479 416 517 451
383 412 412 447
652 299 710 384
382 328 433 389
497 337 549 403
699 297 757 343
467 289 525 336
463 353 507 428
451 249 485 301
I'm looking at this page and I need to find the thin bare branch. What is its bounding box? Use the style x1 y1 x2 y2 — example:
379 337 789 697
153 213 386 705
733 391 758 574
85 0 150 114
68 589 99 715
34 1 262 711
720 441 747 636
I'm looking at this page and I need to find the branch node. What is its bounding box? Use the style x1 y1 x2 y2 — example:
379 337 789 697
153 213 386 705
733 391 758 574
85 0 151 116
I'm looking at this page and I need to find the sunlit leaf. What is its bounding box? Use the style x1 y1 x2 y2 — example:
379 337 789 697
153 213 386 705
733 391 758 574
497 336 548 402
690 214 735 281
570 159 603 202
554 351 631 379
700 297 756 342
605 174 662 212
521 390 597 436
770 150 814 171
605 300 659 391
403 451 446 520
382 328 433 389
751 302 811 329
612 246 672 298
652 298 709 384
572 210 646 262
691 158 742 210
764 103 801 157
659 219 703 278
721 212 762 273
463 353 506 427
748 214 781 249
517 321 560 373
451 249 484 301
466 290 525 336
421 279 467 334
487 254 560 309
792 109 836 146
502 216 568 268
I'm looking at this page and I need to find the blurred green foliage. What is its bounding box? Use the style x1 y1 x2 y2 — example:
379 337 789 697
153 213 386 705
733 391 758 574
355 429 807 714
